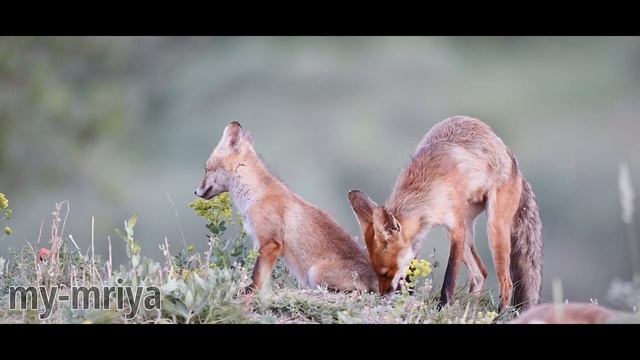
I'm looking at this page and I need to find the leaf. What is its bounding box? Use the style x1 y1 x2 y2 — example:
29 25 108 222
132 243 141 256
127 214 138 230
162 299 190 319
184 289 194 308
114 228 126 242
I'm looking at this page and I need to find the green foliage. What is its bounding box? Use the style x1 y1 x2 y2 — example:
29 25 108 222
2 240 94 291
1 196 637 324
160 267 247 324
189 194 237 235
0 192 12 241
189 194 250 269
189 193 296 289
115 214 141 259
0 193 8 210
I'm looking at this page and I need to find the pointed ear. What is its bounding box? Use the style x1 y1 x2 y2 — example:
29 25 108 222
348 189 377 229
243 130 254 146
372 207 401 241
219 121 243 151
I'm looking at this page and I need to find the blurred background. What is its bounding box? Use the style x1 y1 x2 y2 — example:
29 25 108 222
1 36 639 306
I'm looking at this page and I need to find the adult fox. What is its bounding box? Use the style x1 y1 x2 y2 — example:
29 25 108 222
195 121 378 294
348 116 543 310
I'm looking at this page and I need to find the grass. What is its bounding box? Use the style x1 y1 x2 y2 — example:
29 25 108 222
0 194 515 324
1 188 639 324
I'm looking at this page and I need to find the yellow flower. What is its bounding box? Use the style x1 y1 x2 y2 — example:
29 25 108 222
405 259 433 289
3 227 11 236
82 320 93 324
182 270 191 280
485 311 498 321
0 193 8 210
409 259 432 278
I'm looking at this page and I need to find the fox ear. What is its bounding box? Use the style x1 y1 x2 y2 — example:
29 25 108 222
372 207 401 241
348 190 377 228
220 121 243 151
243 130 254 146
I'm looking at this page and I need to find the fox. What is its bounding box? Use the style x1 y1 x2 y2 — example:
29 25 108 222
510 303 621 324
348 115 543 311
194 121 378 294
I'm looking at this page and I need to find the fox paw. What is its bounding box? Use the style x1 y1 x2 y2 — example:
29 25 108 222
240 285 256 296
239 285 257 308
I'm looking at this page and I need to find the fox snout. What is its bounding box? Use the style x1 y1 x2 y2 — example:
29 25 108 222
194 186 209 197
195 183 216 199
378 279 395 295
195 176 215 199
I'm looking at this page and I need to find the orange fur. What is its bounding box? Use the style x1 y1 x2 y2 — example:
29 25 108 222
349 116 543 310
196 122 378 293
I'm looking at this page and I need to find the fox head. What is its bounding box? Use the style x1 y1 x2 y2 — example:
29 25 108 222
194 121 254 200
348 190 416 295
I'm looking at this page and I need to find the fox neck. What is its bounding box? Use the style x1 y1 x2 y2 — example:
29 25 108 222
396 213 431 248
224 154 284 216
386 163 442 244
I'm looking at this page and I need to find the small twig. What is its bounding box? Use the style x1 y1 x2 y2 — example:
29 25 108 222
70 265 74 288
161 236 175 276
91 216 96 284
71 265 78 288
166 194 188 252
627 223 640 283
24 240 40 285
107 235 113 280
68 235 81 252
461 301 470 324
36 220 44 244
93 268 103 286
60 201 70 240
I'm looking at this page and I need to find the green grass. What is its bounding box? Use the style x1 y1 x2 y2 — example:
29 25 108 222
0 195 514 324
3 193 638 324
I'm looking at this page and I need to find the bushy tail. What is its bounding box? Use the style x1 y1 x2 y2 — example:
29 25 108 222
510 177 543 310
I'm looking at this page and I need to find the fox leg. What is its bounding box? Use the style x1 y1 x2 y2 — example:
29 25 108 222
470 244 488 279
464 245 487 295
486 179 522 311
439 223 466 307
244 239 283 293
464 203 488 295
